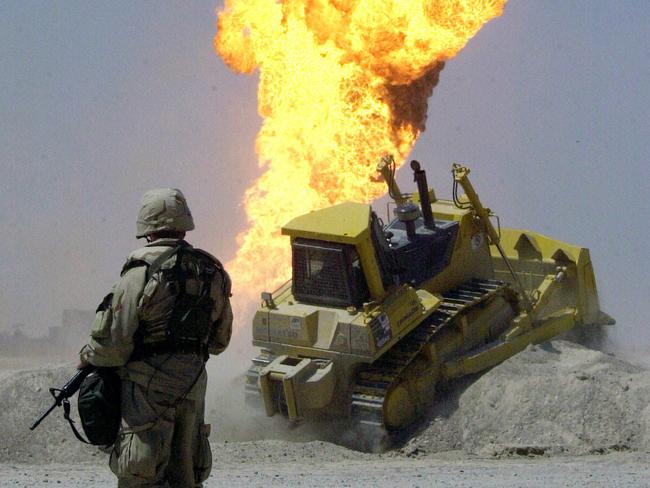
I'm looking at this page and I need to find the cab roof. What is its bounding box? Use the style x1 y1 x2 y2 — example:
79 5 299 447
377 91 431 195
282 202 371 245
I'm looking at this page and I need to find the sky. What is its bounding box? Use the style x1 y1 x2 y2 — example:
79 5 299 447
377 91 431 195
1 1 649 348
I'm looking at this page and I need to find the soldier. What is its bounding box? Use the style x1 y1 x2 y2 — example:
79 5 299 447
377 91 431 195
77 188 233 487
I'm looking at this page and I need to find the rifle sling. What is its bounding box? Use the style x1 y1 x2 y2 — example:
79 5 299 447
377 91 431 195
62 398 92 445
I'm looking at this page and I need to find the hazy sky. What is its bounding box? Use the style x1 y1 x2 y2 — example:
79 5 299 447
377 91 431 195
1 1 649 347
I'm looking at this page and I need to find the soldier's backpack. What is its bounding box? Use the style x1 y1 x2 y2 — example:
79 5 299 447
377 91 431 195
129 243 227 360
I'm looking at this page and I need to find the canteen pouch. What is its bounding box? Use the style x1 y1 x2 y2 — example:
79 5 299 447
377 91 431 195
77 368 121 445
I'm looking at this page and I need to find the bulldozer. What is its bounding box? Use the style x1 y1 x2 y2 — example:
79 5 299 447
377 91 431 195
246 156 614 440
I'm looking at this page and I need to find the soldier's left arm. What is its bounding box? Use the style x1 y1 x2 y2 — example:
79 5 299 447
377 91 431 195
207 268 233 356
79 266 146 367
208 298 232 356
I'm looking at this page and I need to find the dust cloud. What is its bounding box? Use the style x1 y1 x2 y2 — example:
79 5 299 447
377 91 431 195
203 304 328 444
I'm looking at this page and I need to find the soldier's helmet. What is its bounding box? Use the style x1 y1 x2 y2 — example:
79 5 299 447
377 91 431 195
136 188 195 238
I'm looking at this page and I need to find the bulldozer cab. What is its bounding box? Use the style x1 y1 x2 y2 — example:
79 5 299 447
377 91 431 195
288 207 461 310
291 238 370 308
283 159 468 311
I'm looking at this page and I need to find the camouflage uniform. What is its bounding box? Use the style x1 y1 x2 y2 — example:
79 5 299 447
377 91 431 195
80 190 232 488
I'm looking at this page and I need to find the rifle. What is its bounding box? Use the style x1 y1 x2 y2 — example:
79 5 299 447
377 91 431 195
29 365 95 431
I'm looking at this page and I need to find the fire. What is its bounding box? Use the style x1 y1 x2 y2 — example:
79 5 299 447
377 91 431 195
214 0 506 317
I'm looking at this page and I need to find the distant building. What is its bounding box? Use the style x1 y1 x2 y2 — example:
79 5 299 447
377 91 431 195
62 309 95 331
0 309 96 358
49 309 95 354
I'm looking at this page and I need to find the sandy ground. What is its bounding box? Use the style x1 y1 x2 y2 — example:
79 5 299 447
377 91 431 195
1 451 649 487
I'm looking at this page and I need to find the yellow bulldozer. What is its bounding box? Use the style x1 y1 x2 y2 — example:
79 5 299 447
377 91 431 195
246 157 614 441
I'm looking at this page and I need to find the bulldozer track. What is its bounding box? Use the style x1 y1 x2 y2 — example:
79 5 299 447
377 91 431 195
350 278 511 431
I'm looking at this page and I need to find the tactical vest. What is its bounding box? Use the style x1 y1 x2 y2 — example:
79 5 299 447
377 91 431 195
126 242 225 360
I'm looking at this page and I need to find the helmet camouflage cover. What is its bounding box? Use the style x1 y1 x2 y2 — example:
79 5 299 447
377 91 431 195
136 188 195 238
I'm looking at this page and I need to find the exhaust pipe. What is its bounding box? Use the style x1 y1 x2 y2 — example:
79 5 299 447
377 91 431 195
410 160 435 229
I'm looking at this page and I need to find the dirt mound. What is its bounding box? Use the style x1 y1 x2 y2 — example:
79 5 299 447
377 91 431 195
405 340 650 456
0 364 106 463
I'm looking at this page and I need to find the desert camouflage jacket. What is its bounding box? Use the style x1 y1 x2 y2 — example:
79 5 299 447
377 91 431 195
79 238 233 397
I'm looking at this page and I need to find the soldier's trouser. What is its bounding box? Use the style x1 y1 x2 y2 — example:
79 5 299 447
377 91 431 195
109 379 212 488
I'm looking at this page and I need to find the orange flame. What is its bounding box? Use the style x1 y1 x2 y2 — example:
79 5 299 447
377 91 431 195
214 0 506 317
